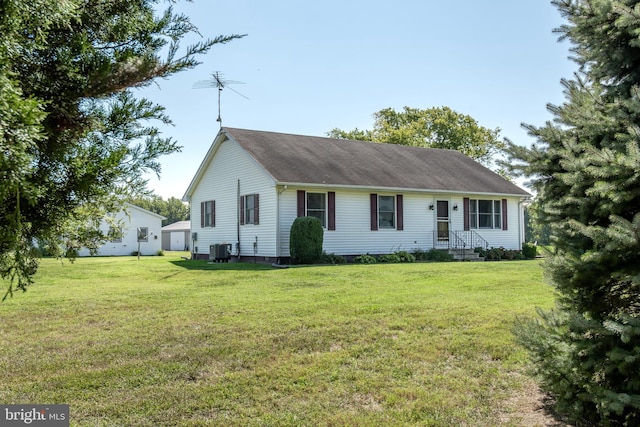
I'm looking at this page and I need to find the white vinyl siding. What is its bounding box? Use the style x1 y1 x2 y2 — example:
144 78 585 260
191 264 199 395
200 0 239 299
190 139 276 258
280 189 432 256
279 190 524 256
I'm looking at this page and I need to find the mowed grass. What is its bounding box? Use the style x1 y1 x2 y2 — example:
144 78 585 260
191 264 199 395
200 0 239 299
0 254 554 426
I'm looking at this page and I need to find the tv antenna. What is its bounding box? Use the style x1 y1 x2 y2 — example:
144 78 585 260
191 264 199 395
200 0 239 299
193 71 248 128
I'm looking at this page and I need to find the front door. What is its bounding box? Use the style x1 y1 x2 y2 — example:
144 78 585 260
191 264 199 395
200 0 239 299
436 200 449 247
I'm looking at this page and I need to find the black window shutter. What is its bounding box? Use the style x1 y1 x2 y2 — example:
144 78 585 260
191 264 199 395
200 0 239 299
463 198 470 231
502 199 508 230
240 196 245 225
200 202 205 228
254 194 259 225
328 192 336 231
370 194 378 231
212 200 216 227
297 190 305 217
396 195 403 231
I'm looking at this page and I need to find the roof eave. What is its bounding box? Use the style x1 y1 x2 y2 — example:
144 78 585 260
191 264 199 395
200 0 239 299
275 181 531 197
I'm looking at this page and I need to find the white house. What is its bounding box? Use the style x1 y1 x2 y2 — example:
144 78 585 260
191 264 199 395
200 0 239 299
78 203 165 256
182 128 531 262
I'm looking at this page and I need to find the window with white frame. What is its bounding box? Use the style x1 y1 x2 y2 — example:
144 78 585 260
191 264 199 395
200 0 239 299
378 195 396 229
306 192 326 227
469 199 502 229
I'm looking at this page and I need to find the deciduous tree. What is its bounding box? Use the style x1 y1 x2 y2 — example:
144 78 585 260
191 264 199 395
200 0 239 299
328 106 507 174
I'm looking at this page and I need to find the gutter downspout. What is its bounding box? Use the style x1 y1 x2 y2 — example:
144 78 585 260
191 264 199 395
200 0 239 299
237 179 241 258
518 197 531 250
276 184 288 263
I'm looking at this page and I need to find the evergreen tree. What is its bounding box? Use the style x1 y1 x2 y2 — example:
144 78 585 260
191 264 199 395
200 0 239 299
0 0 242 299
289 217 324 264
524 202 552 246
506 1 640 424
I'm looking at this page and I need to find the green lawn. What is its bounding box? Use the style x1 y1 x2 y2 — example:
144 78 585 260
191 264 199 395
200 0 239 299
0 254 554 426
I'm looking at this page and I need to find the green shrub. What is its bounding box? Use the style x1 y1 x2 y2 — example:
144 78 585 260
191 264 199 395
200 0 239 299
412 248 429 261
414 248 454 262
378 251 416 263
473 247 487 258
479 246 525 261
395 250 416 263
486 247 505 261
320 252 346 264
289 216 324 264
353 254 377 264
522 243 537 259
378 253 401 263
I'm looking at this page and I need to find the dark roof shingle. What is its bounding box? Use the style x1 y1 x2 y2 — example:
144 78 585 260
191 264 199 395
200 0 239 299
223 128 529 196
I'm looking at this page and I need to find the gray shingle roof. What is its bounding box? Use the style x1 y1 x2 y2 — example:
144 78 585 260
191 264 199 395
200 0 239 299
223 128 530 196
162 220 190 231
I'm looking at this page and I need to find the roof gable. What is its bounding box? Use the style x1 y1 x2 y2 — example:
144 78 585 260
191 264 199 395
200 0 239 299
222 128 530 196
182 130 276 201
125 203 167 220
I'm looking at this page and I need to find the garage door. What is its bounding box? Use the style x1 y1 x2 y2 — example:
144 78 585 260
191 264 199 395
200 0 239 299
170 232 186 251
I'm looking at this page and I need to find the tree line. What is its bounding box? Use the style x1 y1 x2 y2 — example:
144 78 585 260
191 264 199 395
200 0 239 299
130 196 189 227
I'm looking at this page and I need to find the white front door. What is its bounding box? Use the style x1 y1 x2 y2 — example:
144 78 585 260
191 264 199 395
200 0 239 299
436 200 449 247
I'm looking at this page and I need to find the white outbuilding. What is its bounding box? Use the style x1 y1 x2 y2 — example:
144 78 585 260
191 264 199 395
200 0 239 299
78 203 165 256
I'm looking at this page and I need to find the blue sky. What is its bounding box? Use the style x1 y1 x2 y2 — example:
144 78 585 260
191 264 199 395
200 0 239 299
138 0 576 199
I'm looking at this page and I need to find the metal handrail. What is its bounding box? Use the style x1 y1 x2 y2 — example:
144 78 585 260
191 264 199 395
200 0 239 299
450 230 489 251
450 230 466 250
433 230 489 251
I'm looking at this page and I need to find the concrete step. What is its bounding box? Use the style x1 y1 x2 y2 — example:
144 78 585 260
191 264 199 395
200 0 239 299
448 249 484 262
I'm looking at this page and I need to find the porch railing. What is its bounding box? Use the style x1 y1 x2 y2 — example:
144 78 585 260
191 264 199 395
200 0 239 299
434 230 489 251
